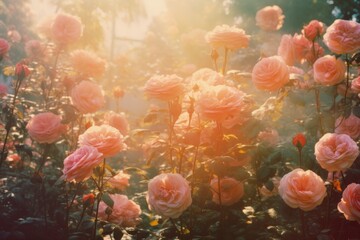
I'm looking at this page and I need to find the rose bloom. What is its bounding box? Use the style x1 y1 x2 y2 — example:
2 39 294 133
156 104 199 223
314 133 359 172
51 13 83 45
251 56 289 91
107 171 130 191
302 20 325 41
194 85 247 123
78 124 127 158
205 25 250 50
313 55 346 86
257 129 280 147
25 40 47 60
0 38 9 57
0 83 7 97
26 112 67 144
277 34 295 66
323 19 360 54
62 146 103 182
210 177 244 206
146 173 192 219
337 183 360 223
351 76 360 93
70 50 106 78
335 114 360 140
255 5 285 31
191 68 226 86
70 80 105 114
279 169 326 211
144 74 185 101
104 111 129 136
292 33 324 64
98 194 141 227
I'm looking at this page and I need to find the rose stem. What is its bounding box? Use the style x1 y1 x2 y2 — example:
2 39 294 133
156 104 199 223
298 148 303 168
222 47 229 75
170 218 181 237
45 47 61 110
93 159 106 240
315 88 325 136
300 210 306 239
66 182 82 235
168 101 174 170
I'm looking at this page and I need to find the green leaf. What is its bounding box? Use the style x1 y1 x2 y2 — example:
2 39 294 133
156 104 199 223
256 167 276 183
267 152 282 165
113 227 124 240
102 194 114 208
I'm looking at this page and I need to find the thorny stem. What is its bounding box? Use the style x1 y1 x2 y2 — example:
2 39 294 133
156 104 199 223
93 159 106 240
336 55 352 129
298 148 303 168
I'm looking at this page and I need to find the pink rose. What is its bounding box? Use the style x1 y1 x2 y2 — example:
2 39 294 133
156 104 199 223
257 129 280 147
279 168 327 211
0 38 9 58
26 112 67 143
0 83 8 97
78 124 127 158
146 173 192 219
313 55 346 86
194 85 248 123
323 19 360 54
62 146 103 182
70 80 105 114
51 13 83 45
277 34 295 66
144 74 185 101
70 50 106 78
314 133 359 172
292 33 324 64
251 56 289 91
25 40 47 60
107 171 130 191
104 111 129 136
335 114 360 140
98 194 141 227
210 177 244 206
302 20 325 41
337 183 360 223
205 25 250 50
255 5 285 31
351 76 360 93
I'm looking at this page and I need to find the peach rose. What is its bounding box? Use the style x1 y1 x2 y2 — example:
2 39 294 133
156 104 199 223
255 5 284 31
277 34 295 66
210 177 244 206
279 168 327 211
26 112 67 144
98 194 141 227
104 111 129 136
194 85 248 123
51 13 83 45
0 38 9 57
337 183 360 223
302 20 325 41
323 19 360 54
314 133 359 172
78 124 127 158
146 173 192 219
191 68 226 86
107 171 130 191
0 83 7 97
62 145 103 182
313 55 346 86
70 80 105 114
292 33 324 64
70 50 106 78
144 74 185 101
251 56 289 91
205 25 250 50
351 76 360 93
335 114 360 140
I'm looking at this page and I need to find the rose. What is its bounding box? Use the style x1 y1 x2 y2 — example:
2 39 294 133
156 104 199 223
26 112 67 143
277 34 295 66
70 80 105 114
293 33 324 64
257 129 280 147
78 124 127 158
205 25 250 50
62 146 103 182
70 50 106 78
292 133 307 149
335 114 360 140
82 193 95 206
210 177 244 206
51 13 83 45
25 40 47 60
313 55 345 86
337 183 360 223
98 194 141 227
279 168 327 211
314 133 359 172
107 171 130 191
194 85 248 123
323 19 360 54
191 68 226 86
302 20 325 41
104 111 129 136
144 74 185 101
255 5 284 31
146 173 192 219
351 76 360 93
251 56 289 91
0 38 9 57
